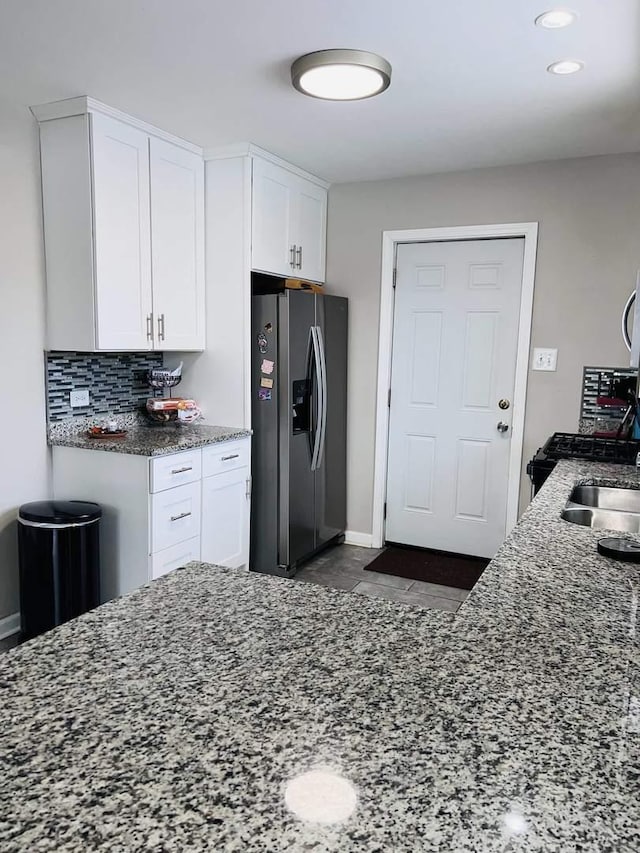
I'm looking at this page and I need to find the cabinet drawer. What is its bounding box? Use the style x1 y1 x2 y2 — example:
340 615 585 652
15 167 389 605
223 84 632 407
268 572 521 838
151 481 201 553
202 440 250 478
151 536 201 580
150 449 202 493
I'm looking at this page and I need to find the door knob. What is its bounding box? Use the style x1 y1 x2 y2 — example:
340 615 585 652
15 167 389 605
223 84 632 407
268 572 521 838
497 421 509 433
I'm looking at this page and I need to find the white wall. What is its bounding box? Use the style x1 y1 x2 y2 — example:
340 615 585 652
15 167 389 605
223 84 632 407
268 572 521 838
325 153 640 539
177 156 251 431
0 105 50 620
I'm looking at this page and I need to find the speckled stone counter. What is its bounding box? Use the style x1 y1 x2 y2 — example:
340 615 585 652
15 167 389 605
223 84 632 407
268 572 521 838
1 460 639 851
48 423 251 456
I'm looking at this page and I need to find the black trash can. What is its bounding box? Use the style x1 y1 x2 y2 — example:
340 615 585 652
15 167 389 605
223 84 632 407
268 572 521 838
18 501 101 640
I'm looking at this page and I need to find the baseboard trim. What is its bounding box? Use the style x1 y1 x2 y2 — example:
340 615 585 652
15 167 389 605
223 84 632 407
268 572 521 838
344 530 374 548
0 612 21 640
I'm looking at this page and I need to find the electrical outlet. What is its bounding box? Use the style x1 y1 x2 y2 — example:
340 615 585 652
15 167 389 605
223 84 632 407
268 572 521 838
70 389 90 408
532 348 558 372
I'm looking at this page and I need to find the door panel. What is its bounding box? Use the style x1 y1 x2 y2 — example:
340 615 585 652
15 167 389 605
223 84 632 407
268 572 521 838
315 295 348 547
282 292 316 566
252 159 296 277
404 435 435 512
386 238 524 558
296 178 327 283
91 113 152 350
149 138 205 351
201 469 249 568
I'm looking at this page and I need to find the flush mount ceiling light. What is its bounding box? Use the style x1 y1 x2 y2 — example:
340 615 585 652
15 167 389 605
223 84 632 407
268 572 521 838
291 49 392 101
547 59 584 75
535 9 578 29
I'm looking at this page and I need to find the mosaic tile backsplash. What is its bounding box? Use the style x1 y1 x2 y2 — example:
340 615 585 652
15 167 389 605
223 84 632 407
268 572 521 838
46 351 163 422
579 365 637 434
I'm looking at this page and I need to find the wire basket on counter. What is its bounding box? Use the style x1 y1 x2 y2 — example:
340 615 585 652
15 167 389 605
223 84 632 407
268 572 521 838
147 362 183 394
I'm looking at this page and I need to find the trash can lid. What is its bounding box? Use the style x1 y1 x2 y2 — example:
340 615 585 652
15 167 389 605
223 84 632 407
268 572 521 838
19 500 102 525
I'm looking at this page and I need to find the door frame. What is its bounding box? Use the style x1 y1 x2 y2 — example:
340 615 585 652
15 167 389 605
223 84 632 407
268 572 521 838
372 222 539 550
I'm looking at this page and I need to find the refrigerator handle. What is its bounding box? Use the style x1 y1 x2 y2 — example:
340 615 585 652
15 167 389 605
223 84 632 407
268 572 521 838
310 326 324 471
316 324 328 469
306 328 316 462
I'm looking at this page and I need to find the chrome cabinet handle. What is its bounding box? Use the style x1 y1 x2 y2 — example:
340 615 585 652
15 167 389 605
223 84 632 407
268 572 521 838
497 421 509 433
245 478 252 499
170 511 192 522
290 245 297 268
146 313 153 341
296 246 303 269
221 453 240 461
157 313 165 342
171 466 193 474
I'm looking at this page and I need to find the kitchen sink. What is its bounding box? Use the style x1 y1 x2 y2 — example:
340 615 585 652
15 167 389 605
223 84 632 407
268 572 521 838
568 485 640 514
561 505 640 533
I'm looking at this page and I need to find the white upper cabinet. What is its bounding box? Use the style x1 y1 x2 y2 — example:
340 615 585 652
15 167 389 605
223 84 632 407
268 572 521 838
251 157 327 283
91 114 153 350
252 158 296 279
296 177 327 283
35 98 205 352
149 138 205 350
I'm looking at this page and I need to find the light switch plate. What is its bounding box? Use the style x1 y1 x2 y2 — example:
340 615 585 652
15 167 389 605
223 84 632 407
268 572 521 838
70 389 90 407
532 347 558 372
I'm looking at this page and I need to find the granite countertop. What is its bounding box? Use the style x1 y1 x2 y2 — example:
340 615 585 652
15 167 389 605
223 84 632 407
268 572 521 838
1 460 639 851
48 423 251 456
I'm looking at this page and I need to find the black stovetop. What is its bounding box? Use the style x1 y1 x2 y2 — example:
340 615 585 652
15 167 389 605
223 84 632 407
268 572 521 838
537 432 640 464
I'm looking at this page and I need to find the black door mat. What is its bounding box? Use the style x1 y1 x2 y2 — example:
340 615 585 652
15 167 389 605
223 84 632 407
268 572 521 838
365 545 489 590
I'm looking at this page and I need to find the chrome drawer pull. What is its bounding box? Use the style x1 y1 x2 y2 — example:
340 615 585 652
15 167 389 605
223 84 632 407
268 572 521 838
221 454 240 461
170 511 192 522
171 466 193 474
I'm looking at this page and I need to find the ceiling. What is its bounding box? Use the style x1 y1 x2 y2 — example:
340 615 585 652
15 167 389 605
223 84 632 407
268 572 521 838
1 0 638 182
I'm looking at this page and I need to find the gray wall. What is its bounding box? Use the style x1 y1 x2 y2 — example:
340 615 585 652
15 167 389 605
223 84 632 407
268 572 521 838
0 105 50 620
325 153 640 538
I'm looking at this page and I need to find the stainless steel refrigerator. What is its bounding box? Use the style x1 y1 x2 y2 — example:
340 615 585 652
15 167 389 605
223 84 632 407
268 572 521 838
251 289 348 577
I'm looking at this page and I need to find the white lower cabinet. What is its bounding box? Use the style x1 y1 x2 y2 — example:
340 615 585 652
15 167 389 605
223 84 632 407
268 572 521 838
151 481 201 553
52 436 250 603
151 537 201 580
201 468 250 568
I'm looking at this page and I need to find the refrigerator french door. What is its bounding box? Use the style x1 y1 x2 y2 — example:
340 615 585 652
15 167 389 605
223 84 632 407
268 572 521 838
251 290 347 577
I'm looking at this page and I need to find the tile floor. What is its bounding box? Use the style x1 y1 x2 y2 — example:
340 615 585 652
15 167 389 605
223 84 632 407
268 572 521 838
0 633 19 653
293 543 469 612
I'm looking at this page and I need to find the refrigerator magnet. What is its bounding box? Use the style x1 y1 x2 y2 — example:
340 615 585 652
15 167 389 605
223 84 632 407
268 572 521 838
258 388 272 401
260 377 273 389
261 359 274 375
257 333 268 353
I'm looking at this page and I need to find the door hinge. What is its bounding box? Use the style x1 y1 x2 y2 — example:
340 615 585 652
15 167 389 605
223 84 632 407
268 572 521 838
387 388 391 408
245 478 252 499
392 268 397 288
383 502 387 519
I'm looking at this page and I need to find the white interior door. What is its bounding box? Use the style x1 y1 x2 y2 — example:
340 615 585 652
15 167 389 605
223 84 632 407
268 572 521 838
150 138 205 350
385 238 525 558
91 112 152 350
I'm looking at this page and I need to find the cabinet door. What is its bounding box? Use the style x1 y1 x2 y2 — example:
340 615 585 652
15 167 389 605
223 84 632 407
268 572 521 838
150 138 205 351
295 178 327 283
151 536 201 580
201 468 250 568
91 112 153 350
251 158 297 278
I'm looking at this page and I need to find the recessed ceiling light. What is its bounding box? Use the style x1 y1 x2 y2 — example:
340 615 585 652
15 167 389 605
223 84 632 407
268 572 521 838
535 9 578 29
547 59 584 75
291 49 391 101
